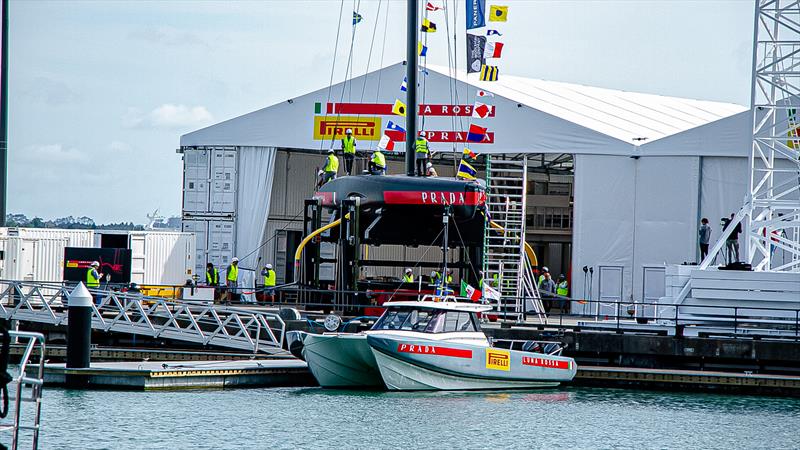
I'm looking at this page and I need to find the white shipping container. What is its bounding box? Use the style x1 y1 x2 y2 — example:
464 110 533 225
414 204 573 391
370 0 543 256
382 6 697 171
4 227 94 248
182 217 235 276
0 236 68 282
209 148 237 213
128 231 197 285
183 148 211 213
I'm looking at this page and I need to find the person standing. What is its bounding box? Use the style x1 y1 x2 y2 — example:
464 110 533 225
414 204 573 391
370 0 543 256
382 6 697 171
226 257 239 304
205 262 219 286
415 136 429 176
724 213 742 263
698 218 712 262
86 261 104 306
537 266 550 287
538 272 556 313
341 128 357 175
556 274 569 312
261 263 276 302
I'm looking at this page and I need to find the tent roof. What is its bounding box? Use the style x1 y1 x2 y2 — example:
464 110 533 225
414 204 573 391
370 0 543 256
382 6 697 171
182 62 750 156
436 64 748 145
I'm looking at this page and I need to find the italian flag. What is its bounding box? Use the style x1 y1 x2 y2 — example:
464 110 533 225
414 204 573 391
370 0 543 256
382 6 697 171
460 280 482 301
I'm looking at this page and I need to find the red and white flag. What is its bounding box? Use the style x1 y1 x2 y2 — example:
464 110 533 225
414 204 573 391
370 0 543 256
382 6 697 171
472 101 492 119
426 2 443 11
484 42 504 59
477 90 494 98
378 134 394 151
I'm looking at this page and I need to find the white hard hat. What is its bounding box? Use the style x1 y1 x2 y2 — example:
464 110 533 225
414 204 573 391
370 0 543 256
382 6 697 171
232 257 239 263
426 162 433 169
542 266 549 272
345 128 353 134
405 268 412 273
91 261 99 267
266 264 273 269
327 148 335 154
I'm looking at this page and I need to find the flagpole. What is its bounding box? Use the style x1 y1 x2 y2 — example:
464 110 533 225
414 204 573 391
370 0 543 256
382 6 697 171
405 0 418 177
0 0 8 226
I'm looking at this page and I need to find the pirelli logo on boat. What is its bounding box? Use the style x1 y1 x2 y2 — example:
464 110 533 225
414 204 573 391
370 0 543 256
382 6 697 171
313 116 382 140
522 356 571 370
397 343 472 358
485 349 511 371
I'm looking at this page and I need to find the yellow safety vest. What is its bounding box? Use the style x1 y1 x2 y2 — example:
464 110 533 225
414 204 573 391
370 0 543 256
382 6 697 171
342 136 356 154
403 274 414 283
371 151 386 168
86 268 100 288
227 265 238 282
206 268 219 285
263 269 276 287
324 154 339 173
557 281 568 296
415 138 429 154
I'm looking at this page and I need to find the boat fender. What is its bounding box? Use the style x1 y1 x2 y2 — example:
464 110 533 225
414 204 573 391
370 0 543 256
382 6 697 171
279 307 302 321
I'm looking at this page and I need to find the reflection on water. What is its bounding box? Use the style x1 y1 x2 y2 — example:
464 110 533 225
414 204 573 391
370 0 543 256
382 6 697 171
21 386 800 449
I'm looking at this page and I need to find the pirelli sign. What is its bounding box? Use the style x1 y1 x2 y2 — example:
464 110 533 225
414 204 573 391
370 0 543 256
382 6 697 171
313 116 382 141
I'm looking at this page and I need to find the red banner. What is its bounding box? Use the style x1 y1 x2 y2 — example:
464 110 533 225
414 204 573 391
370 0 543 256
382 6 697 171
326 103 494 117
384 191 485 206
397 343 473 358
522 356 571 370
385 130 494 144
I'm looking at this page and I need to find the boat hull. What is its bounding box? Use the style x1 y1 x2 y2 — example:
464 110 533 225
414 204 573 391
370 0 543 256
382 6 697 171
298 332 384 388
367 335 576 391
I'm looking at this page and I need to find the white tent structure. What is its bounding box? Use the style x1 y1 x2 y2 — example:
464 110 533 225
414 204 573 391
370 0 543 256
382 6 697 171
180 62 751 303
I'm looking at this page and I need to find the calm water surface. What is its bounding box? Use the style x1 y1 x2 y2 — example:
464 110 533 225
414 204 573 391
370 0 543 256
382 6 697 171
23 387 800 449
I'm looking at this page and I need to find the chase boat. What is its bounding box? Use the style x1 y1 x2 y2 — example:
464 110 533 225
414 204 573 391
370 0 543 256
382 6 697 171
288 297 576 390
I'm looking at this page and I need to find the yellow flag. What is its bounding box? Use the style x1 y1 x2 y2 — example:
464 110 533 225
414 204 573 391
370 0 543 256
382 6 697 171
489 5 508 22
392 99 407 117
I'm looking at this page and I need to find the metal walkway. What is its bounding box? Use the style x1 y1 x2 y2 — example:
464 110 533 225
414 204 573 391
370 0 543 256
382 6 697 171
0 281 286 354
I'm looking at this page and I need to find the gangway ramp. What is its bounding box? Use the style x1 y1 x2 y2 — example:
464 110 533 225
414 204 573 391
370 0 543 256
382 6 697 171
0 280 287 354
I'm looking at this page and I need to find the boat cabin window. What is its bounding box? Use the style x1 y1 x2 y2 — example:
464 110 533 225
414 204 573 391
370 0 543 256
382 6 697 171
374 307 479 333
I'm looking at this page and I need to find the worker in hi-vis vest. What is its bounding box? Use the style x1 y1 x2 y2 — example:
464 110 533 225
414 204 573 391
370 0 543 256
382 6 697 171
537 266 550 287
225 257 239 304
402 268 414 283
321 149 339 186
369 150 386 175
415 136 429 176
205 262 219 286
341 128 357 175
556 274 569 313
86 261 103 288
261 263 277 301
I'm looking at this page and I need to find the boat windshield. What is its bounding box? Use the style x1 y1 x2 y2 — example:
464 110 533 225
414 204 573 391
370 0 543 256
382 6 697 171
373 306 480 333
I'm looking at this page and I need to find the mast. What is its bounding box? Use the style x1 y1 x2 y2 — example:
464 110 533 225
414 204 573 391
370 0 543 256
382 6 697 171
0 0 8 226
405 0 418 176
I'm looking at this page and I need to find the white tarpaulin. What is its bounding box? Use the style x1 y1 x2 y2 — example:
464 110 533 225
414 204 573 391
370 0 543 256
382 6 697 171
234 146 277 270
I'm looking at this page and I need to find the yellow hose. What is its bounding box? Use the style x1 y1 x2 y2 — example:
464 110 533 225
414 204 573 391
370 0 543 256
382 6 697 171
294 213 350 264
489 220 538 267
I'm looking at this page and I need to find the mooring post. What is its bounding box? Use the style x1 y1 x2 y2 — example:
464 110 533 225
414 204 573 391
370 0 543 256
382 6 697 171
67 282 93 387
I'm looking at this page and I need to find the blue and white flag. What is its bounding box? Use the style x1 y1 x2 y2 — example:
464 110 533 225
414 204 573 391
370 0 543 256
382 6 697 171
400 76 407 92
386 121 406 133
353 11 363 25
466 0 486 30
487 29 502 36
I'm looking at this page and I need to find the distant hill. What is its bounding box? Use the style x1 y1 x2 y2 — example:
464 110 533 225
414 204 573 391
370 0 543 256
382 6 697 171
5 213 145 231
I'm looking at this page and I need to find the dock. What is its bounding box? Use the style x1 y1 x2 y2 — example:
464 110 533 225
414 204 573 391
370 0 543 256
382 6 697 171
41 359 316 390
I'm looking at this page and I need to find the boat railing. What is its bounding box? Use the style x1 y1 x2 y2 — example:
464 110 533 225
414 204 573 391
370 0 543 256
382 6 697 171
0 330 46 450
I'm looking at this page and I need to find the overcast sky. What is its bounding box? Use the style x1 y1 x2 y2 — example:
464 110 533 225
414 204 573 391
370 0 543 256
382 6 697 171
11 0 754 223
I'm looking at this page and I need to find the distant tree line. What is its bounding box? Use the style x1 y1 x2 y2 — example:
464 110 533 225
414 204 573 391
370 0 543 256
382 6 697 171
5 214 145 231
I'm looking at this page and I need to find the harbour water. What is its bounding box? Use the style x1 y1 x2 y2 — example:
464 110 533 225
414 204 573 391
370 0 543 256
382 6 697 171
24 387 800 449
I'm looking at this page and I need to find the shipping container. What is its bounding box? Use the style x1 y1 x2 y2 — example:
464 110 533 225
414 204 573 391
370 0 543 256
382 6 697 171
209 148 237 213
182 217 235 276
0 236 68 282
183 148 211 213
2 227 94 248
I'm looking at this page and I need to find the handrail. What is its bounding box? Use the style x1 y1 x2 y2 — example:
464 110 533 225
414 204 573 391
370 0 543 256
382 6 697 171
0 331 46 450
